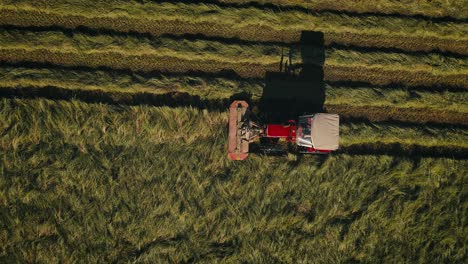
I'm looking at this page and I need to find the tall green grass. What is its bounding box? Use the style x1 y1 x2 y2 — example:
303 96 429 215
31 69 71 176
0 0 467 53
0 97 466 262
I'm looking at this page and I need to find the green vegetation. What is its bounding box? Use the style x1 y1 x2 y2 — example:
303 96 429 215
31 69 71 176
1 97 466 262
1 0 467 54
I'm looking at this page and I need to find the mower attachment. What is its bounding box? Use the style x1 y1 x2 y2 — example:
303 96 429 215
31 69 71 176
228 100 250 160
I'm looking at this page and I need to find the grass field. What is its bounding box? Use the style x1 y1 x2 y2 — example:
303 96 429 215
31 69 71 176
0 0 467 262
1 98 467 262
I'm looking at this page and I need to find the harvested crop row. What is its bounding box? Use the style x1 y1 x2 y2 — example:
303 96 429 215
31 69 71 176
324 65 467 88
1 85 467 126
1 97 466 151
1 29 466 88
207 0 468 20
1 47 466 89
0 48 272 78
0 2 467 54
326 104 468 126
3 28 465 76
1 66 467 113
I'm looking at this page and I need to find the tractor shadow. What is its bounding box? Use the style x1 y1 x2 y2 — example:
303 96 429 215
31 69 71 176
259 31 326 123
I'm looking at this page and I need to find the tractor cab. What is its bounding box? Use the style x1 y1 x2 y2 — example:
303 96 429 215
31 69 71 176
296 113 339 154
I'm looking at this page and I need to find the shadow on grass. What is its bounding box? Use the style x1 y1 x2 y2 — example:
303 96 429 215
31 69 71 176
259 31 326 123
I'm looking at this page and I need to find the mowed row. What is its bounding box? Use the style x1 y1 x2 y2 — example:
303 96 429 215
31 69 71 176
0 25 466 126
0 0 466 148
0 28 466 87
1 0 467 54
190 0 468 19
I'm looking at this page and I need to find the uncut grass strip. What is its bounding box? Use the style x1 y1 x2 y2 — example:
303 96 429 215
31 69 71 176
0 4 467 54
2 97 466 150
1 85 466 127
2 129 466 161
326 104 468 126
190 0 468 20
1 66 467 113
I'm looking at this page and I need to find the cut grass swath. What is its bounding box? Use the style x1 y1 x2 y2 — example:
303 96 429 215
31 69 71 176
0 29 466 88
2 66 466 111
1 48 465 88
0 1 467 54
202 0 468 19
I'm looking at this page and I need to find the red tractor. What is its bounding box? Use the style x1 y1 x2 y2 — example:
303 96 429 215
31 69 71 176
228 100 339 160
